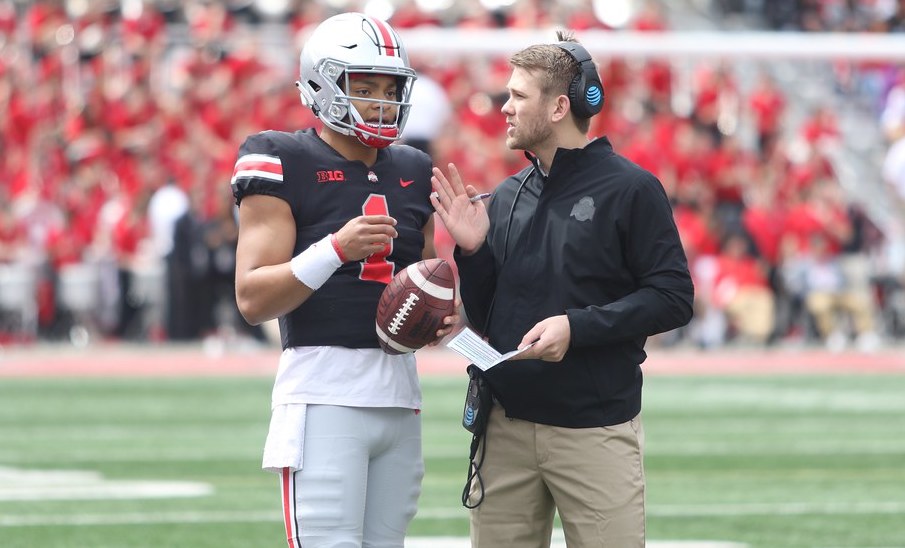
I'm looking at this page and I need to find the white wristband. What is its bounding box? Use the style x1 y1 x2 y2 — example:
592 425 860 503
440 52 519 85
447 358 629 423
289 234 343 290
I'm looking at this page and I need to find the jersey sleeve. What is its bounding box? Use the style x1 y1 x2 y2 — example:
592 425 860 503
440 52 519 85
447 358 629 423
230 132 286 206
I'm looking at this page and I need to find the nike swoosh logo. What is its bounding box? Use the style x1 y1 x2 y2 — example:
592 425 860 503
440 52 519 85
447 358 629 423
400 178 415 187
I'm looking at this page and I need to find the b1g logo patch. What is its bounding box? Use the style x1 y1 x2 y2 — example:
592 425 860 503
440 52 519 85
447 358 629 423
316 170 346 183
570 196 596 222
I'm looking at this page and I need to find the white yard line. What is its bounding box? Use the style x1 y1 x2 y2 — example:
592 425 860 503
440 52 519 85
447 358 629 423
0 467 212 501
0 512 747 547
649 501 905 517
3 499 905 526
416 501 905 519
0 511 277 527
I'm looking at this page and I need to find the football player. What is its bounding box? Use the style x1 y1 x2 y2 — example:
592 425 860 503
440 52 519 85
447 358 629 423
231 12 456 548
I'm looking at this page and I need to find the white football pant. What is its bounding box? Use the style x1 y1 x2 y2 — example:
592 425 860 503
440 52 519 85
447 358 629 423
280 405 423 548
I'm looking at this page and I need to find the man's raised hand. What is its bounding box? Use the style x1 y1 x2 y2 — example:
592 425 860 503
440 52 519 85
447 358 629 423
430 163 490 255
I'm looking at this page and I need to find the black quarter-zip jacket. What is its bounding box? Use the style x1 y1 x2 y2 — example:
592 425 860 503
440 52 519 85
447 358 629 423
454 137 694 428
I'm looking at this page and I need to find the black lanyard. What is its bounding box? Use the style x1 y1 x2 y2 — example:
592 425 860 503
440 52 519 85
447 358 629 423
483 167 535 331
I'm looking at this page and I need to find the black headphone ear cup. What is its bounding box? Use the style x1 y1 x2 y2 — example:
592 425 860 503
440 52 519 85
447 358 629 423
556 41 603 119
568 74 590 119
567 75 579 104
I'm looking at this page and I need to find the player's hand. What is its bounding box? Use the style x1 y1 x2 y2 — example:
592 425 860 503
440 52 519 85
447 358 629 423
430 163 489 255
334 215 397 262
510 315 571 362
428 297 462 346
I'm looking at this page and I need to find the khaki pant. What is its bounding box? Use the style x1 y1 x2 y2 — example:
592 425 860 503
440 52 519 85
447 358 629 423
724 287 775 343
806 290 875 337
469 405 645 548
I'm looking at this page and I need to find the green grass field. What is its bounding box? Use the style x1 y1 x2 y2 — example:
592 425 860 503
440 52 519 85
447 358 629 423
1 371 904 547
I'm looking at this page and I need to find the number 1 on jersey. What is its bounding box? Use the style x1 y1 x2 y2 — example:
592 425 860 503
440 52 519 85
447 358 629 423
361 194 394 284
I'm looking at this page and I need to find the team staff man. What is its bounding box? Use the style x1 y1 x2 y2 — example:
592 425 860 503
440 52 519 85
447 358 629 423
233 13 456 548
431 31 694 547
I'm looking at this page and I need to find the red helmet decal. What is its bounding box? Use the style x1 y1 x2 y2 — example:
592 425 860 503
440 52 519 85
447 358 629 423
363 16 398 57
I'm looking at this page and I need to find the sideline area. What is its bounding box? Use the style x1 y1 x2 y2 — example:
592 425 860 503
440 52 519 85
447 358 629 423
1 340 904 378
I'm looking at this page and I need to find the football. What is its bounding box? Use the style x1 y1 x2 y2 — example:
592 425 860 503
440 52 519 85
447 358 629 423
376 258 456 354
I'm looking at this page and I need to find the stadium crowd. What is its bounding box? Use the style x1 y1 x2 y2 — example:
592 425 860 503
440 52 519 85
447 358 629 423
0 0 903 351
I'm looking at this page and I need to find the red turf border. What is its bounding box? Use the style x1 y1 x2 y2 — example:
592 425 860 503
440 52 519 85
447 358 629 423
1 343 903 378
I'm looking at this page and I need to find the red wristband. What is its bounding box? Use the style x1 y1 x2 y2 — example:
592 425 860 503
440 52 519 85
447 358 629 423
330 233 348 263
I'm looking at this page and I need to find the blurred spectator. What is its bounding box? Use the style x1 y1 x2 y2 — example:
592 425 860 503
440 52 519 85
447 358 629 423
200 184 261 343
0 201 26 264
748 69 787 159
884 135 905 205
110 189 152 340
800 104 841 149
674 184 722 259
712 230 776 345
168 187 210 341
690 62 739 147
709 134 755 231
800 233 880 351
887 0 905 31
0 0 14 35
148 179 190 265
882 69 905 208
881 70 905 142
148 178 190 339
390 0 443 28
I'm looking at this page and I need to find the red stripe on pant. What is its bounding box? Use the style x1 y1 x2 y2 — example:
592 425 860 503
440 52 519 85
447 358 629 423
282 467 299 548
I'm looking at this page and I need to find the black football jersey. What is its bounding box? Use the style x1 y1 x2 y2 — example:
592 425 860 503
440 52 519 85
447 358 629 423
231 129 434 349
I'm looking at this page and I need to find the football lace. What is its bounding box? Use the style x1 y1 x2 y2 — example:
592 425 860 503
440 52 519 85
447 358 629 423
388 292 420 335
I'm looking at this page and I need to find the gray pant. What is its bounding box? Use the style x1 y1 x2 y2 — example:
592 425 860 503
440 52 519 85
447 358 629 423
279 405 423 548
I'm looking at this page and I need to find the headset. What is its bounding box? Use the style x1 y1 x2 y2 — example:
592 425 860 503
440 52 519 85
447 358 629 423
555 41 604 119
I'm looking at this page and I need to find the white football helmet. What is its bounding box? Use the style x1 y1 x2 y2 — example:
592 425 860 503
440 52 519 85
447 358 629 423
297 13 416 148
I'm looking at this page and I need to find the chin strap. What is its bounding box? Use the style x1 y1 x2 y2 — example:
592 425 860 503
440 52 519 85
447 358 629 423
355 123 398 148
